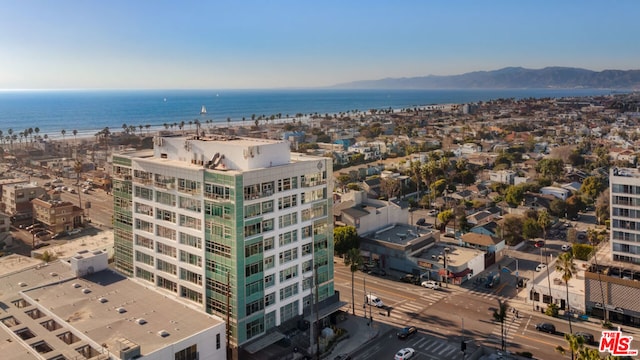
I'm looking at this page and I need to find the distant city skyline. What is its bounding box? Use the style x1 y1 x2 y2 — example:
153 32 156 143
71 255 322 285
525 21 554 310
1 0 638 90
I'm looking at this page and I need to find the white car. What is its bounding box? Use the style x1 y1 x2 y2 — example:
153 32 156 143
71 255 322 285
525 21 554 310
536 263 547 272
427 209 439 216
561 244 572 251
68 228 82 236
394 347 415 360
421 280 440 290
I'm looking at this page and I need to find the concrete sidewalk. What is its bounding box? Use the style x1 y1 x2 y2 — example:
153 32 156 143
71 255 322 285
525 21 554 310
325 311 391 359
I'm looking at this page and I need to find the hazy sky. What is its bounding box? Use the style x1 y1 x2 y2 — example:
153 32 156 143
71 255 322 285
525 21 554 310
1 0 638 90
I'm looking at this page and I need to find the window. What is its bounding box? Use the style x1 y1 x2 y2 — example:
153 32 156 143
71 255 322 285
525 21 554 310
279 248 298 265
279 230 298 246
135 203 153 216
180 214 202 230
156 242 176 257
135 251 153 265
135 235 154 249
278 212 298 228
279 265 298 282
179 196 202 212
246 299 264 316
265 292 276 307
206 240 232 258
246 279 264 297
156 191 176 206
246 318 264 341
136 267 155 283
264 237 274 251
279 300 299 323
156 225 176 240
158 276 177 292
157 259 177 275
181 286 203 304
178 178 201 194
179 233 202 249
175 344 197 360
302 259 313 273
180 268 203 285
301 243 312 256
244 203 261 218
279 283 299 300
205 183 230 200
135 219 153 233
245 242 263 258
264 255 275 270
156 209 176 223
278 195 297 210
154 174 175 189
134 186 153 200
180 250 202 267
245 261 263 277
216 334 221 350
244 222 262 237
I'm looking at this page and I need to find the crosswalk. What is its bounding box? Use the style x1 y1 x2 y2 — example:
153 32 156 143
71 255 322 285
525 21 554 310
352 337 461 360
464 288 510 302
488 311 524 345
387 291 449 321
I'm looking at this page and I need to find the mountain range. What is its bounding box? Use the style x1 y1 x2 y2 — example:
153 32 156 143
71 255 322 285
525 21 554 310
332 67 640 89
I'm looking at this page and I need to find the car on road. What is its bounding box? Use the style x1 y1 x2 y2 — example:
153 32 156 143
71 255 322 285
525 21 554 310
574 332 595 344
534 240 545 248
421 280 440 290
536 263 547 272
561 244 572 251
51 231 68 239
397 326 418 339
394 348 415 360
52 178 63 183
535 322 556 333
68 228 82 236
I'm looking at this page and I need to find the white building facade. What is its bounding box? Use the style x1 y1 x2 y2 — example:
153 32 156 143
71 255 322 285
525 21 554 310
610 167 640 264
113 135 334 348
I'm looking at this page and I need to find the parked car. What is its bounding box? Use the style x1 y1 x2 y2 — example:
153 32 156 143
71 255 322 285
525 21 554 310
394 347 415 360
536 264 547 272
400 274 419 284
397 326 417 339
26 223 42 231
68 228 82 236
33 242 50 249
535 322 556 333
51 231 68 239
365 294 384 308
427 209 439 216
574 332 595 344
534 240 545 248
561 244 572 251
29 227 45 235
421 280 440 290
35 230 49 238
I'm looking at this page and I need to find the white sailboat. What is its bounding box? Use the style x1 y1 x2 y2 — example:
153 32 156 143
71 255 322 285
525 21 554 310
200 105 207 115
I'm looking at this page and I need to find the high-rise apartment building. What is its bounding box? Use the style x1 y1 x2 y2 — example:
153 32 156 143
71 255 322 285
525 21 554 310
112 135 334 348
610 167 640 264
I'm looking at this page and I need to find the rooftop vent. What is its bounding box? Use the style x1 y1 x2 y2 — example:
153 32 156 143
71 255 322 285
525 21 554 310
136 318 147 325
116 307 127 314
82 288 91 294
18 282 27 287
49 272 58 277
72 283 81 288
98 297 108 304
157 330 170 337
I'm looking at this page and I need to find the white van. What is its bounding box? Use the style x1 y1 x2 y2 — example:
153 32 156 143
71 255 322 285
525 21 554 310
365 294 384 308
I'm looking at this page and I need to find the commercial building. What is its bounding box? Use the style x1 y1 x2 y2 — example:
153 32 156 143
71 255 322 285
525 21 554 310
112 135 336 351
610 167 640 264
32 198 84 234
0 252 226 360
2 183 46 216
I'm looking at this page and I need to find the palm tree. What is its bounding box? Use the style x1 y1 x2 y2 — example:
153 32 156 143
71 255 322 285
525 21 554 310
557 251 577 359
493 299 509 352
343 248 363 316
122 123 128 134
34 127 39 141
72 129 78 147
145 124 151 135
538 209 553 304
587 228 608 325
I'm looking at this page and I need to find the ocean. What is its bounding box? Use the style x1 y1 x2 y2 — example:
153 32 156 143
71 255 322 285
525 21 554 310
0 88 619 140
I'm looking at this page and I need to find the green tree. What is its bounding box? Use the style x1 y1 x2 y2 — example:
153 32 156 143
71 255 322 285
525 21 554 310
535 158 564 181
500 215 524 245
493 300 509 351
580 176 605 201
333 226 359 256
538 209 551 241
550 198 568 218
522 218 541 239
343 248 363 315
431 178 447 196
380 178 401 200
505 185 524 207
437 209 454 230
557 251 577 359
